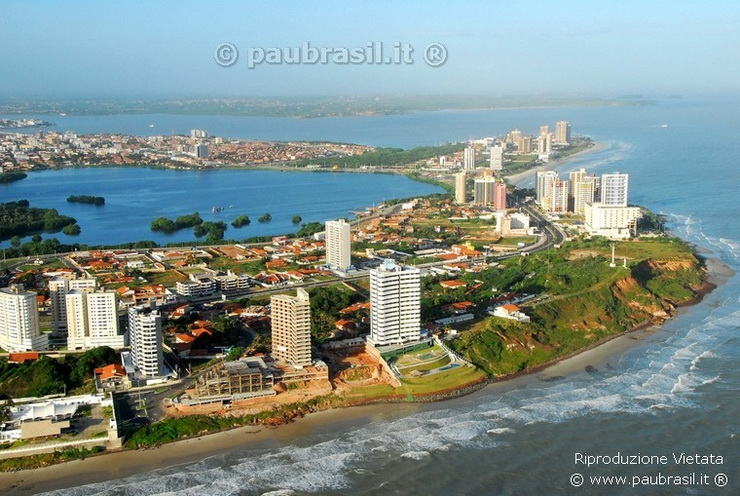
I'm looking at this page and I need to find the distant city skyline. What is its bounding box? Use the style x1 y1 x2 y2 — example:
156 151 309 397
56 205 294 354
2 1 739 99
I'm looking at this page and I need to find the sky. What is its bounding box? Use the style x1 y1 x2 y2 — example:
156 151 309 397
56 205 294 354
2 0 740 100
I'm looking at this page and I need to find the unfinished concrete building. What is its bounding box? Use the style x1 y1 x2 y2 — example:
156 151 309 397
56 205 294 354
194 357 276 402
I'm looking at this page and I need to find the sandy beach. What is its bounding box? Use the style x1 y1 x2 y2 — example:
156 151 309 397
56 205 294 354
506 140 606 186
2 251 732 495
0 138 728 495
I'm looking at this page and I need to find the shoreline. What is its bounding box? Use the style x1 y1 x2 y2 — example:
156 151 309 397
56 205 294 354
0 138 731 493
507 140 606 186
0 254 730 495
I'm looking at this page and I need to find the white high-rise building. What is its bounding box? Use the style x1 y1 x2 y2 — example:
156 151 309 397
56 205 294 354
49 275 97 337
555 121 571 145
66 290 124 350
325 219 352 271
463 146 476 170
585 203 642 239
569 168 587 196
128 304 163 377
489 145 504 171
455 171 467 204
536 171 559 207
369 260 421 346
573 179 596 215
190 129 209 138
0 285 48 352
271 288 312 367
600 172 629 206
548 179 570 213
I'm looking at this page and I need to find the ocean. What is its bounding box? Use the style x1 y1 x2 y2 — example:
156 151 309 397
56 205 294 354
21 98 740 495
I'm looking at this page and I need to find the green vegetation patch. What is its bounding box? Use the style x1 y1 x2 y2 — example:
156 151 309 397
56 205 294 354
0 200 77 240
450 238 704 377
151 212 203 233
0 446 105 472
67 195 105 206
296 143 465 168
125 395 342 448
0 347 117 398
0 171 27 184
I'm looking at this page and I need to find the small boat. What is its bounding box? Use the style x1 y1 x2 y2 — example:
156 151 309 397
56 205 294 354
660 124 668 128
148 124 155 128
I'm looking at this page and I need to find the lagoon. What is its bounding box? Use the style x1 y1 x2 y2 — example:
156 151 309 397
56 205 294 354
0 167 444 247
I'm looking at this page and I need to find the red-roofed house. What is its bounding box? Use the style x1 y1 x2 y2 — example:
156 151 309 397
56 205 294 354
94 363 129 390
440 280 467 289
491 304 530 322
447 301 475 313
191 327 212 338
334 319 355 331
8 352 40 364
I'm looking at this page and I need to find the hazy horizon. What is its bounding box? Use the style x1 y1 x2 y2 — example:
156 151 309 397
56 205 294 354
2 1 739 100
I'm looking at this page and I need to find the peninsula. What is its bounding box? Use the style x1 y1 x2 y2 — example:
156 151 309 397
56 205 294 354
0 122 721 491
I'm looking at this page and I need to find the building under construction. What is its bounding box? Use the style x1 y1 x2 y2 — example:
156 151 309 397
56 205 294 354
195 357 276 401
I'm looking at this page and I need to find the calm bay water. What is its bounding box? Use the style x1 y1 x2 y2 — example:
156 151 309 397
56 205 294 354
0 169 443 247
21 98 740 495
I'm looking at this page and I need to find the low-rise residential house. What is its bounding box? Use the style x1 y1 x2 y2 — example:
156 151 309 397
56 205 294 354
490 304 531 322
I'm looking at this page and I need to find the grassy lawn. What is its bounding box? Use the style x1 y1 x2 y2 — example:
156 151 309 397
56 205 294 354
569 238 694 261
402 366 487 395
342 383 400 400
399 355 452 374
17 259 67 272
495 236 536 246
209 256 266 274
38 314 52 334
396 344 446 365
147 270 188 286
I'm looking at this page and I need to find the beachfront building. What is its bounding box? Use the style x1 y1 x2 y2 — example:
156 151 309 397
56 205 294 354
537 134 552 157
325 219 352 271
569 168 587 195
0 285 49 352
569 169 599 213
555 120 571 145
600 172 629 206
584 203 642 239
49 275 97 337
489 145 504 171
549 179 570 213
536 170 558 208
194 357 276 401
455 171 467 204
507 129 522 146
66 290 125 350
536 170 570 214
128 304 163 377
491 304 531 322
572 178 597 214
369 260 421 346
518 135 532 154
271 288 312 367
